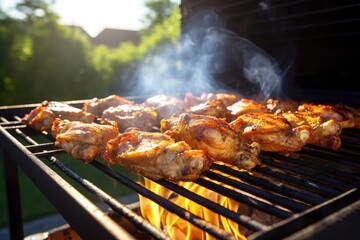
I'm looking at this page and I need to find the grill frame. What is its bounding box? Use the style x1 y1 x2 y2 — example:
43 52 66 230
1 100 360 239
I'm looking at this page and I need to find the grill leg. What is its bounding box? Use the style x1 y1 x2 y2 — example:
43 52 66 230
3 151 24 240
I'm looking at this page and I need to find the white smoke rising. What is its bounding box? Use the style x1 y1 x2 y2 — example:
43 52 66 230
127 10 282 100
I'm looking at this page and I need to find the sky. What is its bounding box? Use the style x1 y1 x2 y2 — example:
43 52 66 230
0 0 152 37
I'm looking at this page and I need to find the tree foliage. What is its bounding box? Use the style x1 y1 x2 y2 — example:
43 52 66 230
0 0 180 105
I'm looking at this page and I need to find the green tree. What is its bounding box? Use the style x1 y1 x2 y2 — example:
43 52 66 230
142 0 178 28
108 6 181 94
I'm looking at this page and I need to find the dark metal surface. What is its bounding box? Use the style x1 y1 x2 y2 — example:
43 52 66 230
3 151 24 240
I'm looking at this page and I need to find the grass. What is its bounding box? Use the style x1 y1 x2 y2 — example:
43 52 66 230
0 150 142 228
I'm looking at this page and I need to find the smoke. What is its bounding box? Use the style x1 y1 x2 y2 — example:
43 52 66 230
127 10 283 101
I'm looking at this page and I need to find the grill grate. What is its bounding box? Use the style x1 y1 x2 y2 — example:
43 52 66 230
1 102 360 239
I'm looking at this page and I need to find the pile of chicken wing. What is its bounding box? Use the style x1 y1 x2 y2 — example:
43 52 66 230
21 93 360 181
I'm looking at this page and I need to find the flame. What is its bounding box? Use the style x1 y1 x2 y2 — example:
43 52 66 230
139 174 247 240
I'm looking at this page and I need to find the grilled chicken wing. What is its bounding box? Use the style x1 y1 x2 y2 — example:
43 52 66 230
282 111 342 150
186 99 230 119
143 95 185 122
227 99 268 122
298 103 360 129
103 128 211 181
22 101 96 131
160 113 261 170
102 104 158 132
82 95 134 116
51 119 119 162
230 112 312 153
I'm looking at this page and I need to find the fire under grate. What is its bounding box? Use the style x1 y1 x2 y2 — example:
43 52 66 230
1 101 360 239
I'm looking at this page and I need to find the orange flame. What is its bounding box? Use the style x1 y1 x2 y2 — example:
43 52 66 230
139 176 247 240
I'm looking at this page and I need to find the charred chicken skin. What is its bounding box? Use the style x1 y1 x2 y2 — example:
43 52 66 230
230 112 312 153
51 119 119 163
82 95 134 116
103 128 211 181
102 104 158 132
281 111 342 150
22 101 96 131
160 113 261 170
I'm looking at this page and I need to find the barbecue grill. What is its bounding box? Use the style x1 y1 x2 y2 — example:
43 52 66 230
1 98 360 239
2 0 360 239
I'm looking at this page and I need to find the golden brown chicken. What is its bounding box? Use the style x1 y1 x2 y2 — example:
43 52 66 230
103 128 212 181
82 95 134 116
101 104 158 132
298 103 360 129
281 111 342 150
227 99 269 122
22 101 96 131
230 112 312 153
51 119 119 163
160 113 261 170
143 95 185 122
185 99 230 119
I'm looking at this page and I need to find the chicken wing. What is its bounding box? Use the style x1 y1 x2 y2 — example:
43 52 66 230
298 103 360 129
82 95 134 116
51 119 119 163
102 104 158 132
103 128 211 181
22 100 96 131
230 112 312 153
160 113 261 170
282 111 342 150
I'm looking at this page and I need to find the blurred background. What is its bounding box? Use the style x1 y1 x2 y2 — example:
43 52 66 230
0 0 180 106
0 0 180 235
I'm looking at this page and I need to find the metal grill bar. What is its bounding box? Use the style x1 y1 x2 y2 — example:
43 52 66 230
266 152 360 184
194 177 292 219
212 163 326 205
47 156 170 240
154 178 268 231
260 155 358 190
302 146 360 169
202 171 310 212
254 166 342 198
249 188 360 240
90 160 237 240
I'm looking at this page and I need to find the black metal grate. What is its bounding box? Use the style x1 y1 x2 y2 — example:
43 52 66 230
1 101 360 239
